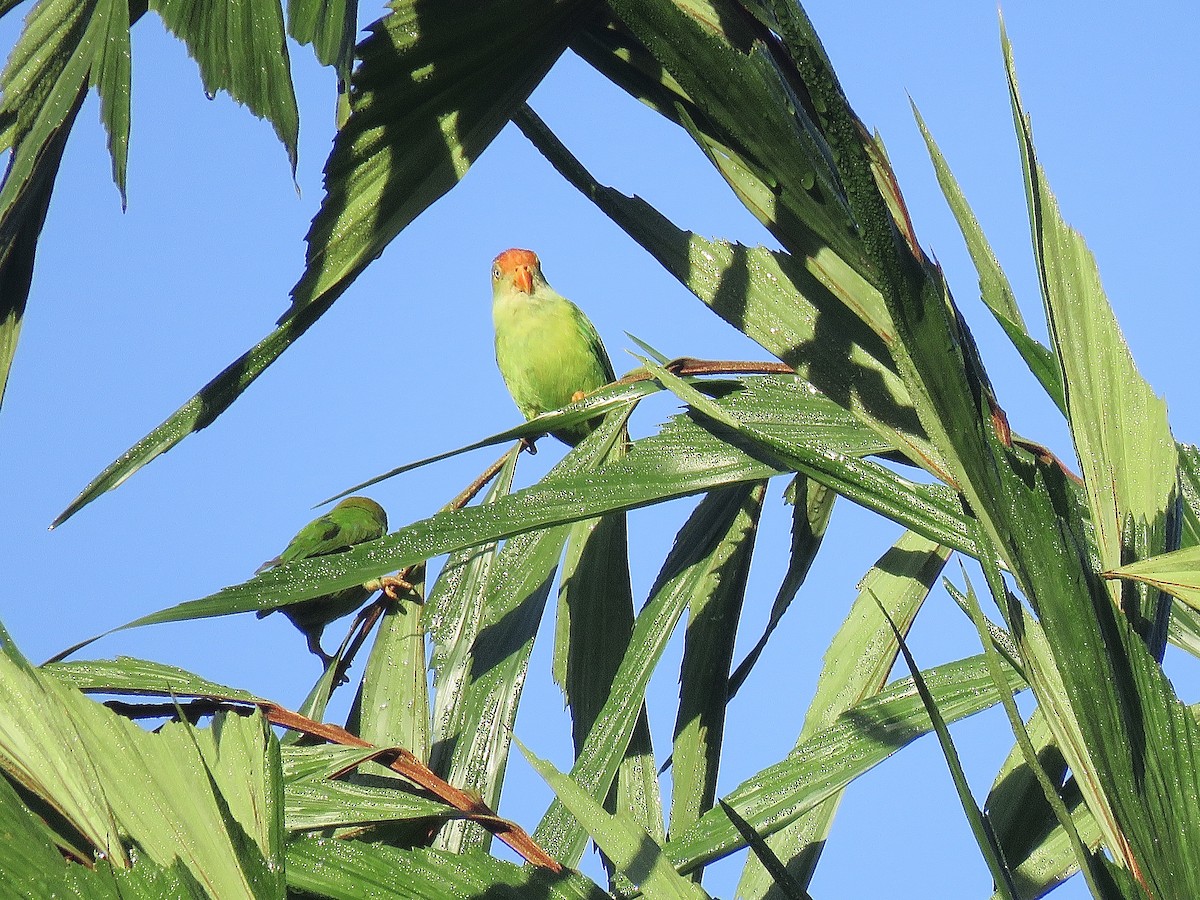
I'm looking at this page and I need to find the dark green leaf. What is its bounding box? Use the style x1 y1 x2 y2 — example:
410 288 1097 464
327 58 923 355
65 376 954 650
670 482 763 850
53 301 342 529
514 104 948 480
288 0 357 85
0 0 130 415
595 0 867 281
882 598 1017 898
150 0 298 170
54 0 589 527
722 799 813 900
727 475 832 699
641 363 978 555
90 0 131 200
986 30 1200 895
285 0 587 319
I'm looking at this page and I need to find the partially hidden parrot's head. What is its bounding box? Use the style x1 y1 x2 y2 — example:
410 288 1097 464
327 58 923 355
492 248 544 297
334 496 388 530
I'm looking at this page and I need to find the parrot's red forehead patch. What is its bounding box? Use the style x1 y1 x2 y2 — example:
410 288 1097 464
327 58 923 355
493 248 539 273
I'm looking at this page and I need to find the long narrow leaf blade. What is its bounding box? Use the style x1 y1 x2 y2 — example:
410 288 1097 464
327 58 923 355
727 476 833 699
737 530 949 897
434 414 628 854
52 0 587 526
670 482 764 847
912 102 1064 415
61 375 971 655
520 741 707 900
513 104 949 481
285 840 609 900
535 481 767 865
1009 29 1177 656
347 572 429 759
664 654 1025 874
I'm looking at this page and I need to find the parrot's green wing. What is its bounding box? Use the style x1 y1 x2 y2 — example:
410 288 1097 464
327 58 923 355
255 498 388 658
572 301 616 385
276 515 348 565
267 499 388 568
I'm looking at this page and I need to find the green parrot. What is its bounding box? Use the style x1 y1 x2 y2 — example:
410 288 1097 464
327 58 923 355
491 248 616 446
256 496 388 663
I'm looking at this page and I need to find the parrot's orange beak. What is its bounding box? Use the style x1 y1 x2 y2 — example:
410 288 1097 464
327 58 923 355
513 266 533 293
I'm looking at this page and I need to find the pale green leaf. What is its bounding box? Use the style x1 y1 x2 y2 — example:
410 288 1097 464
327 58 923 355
285 839 610 899
556 437 665 851
1106 545 1200 614
284 777 451 833
520 740 708 900
1007 30 1176 656
427 449 519 780
737 530 949 898
0 648 283 895
664 654 1025 874
44 656 263 702
433 413 628 855
347 570 430 761
912 102 1065 415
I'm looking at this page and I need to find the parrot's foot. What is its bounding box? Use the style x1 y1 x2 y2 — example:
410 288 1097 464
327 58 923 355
363 574 416 601
519 436 538 455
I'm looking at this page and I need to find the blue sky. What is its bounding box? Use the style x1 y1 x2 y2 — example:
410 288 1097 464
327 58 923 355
2 4 1197 897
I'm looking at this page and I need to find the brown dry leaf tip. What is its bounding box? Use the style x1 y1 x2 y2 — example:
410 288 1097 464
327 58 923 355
256 701 562 872
988 401 1014 448
1009 437 1085 486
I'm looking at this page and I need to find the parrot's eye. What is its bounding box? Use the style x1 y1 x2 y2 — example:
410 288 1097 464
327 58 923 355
492 265 502 279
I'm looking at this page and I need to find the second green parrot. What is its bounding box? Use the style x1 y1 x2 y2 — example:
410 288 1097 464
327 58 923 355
491 248 615 445
256 496 388 663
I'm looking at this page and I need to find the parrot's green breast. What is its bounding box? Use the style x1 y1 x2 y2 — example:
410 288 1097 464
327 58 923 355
493 290 614 444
